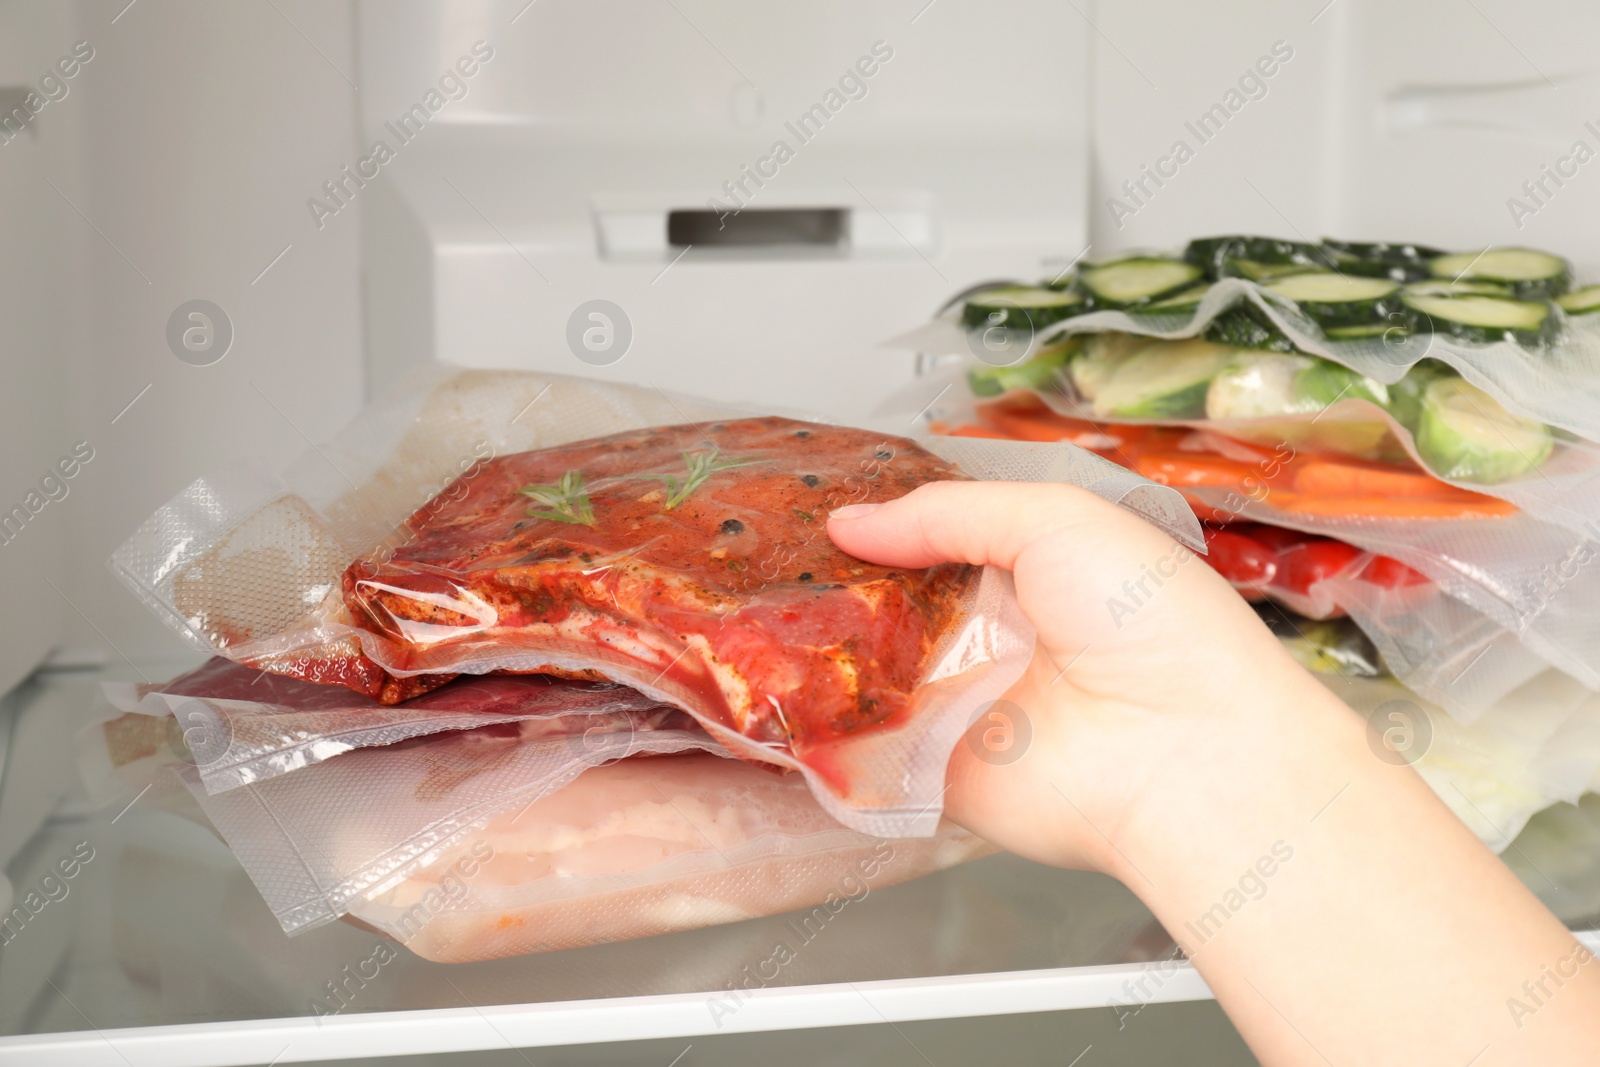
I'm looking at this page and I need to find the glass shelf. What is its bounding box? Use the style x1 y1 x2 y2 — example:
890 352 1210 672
0 666 1594 1066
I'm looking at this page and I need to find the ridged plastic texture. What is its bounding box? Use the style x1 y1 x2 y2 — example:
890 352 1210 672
175 714 726 933
1182 486 1600 719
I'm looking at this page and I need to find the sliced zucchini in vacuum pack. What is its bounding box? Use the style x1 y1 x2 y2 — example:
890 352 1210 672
1092 338 1233 419
1401 279 1511 299
1205 352 1316 420
1324 321 1406 342
1203 304 1297 353
1400 292 1555 346
1135 283 1213 316
1428 248 1571 300
967 337 1081 398
1415 377 1553 484
1184 236 1331 280
962 286 1088 331
1223 260 1323 283
1556 285 1600 316
1078 257 1203 309
1264 273 1400 329
1319 239 1443 282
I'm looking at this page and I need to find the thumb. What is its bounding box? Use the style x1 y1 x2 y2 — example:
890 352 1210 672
826 480 1160 572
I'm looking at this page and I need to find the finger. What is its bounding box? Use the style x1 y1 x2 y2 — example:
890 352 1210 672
827 480 1171 571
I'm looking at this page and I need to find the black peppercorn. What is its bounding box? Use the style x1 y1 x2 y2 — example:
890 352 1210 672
798 572 813 582
719 518 745 535
801 474 820 487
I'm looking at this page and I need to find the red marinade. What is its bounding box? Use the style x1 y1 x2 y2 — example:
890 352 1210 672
333 417 974 754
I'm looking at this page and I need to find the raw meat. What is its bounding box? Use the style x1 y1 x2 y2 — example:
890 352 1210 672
338 417 976 755
102 657 684 795
347 750 994 962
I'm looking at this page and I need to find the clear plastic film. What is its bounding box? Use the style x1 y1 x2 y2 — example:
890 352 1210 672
1503 795 1600 924
1318 669 1600 852
173 713 723 933
1184 487 1600 708
889 383 1600 721
110 368 1202 838
887 342 1600 539
346 751 993 963
103 658 675 795
885 274 1600 443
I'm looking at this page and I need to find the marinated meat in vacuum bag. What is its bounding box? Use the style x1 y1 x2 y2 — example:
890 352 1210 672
111 369 1203 835
332 417 976 757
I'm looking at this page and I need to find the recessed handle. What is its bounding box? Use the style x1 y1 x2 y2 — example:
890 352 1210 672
666 207 847 248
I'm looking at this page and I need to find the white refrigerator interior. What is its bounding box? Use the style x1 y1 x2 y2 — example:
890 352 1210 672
1 0 1599 1064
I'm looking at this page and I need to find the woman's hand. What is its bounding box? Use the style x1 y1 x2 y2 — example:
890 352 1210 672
830 480 1317 874
829 480 1600 1067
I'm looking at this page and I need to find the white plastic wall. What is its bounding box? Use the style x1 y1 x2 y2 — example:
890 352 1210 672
355 0 1090 417
6 0 364 664
0 0 86 693
1088 0 1600 267
5 0 1597 666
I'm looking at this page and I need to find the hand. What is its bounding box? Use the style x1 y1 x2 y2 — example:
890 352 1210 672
829 480 1319 873
830 480 1600 1066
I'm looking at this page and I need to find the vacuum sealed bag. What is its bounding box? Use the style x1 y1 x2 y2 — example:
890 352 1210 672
916 391 1598 719
1199 522 1430 621
173 712 721 932
346 750 993 963
887 238 1600 445
102 657 673 795
898 335 1600 536
1180 483 1600 698
1318 669 1600 852
110 368 1201 837
1503 795 1600 924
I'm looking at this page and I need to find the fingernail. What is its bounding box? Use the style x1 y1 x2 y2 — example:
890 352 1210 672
829 503 883 521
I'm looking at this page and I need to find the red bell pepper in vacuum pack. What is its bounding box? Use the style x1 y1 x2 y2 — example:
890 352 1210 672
1201 523 1429 620
110 368 1201 837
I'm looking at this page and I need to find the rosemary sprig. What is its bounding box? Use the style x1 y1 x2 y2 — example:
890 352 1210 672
517 469 596 526
651 449 766 510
